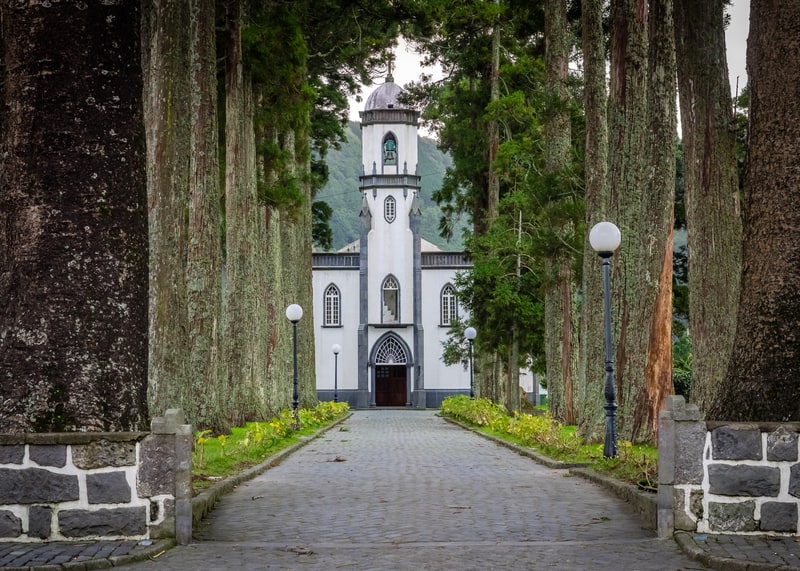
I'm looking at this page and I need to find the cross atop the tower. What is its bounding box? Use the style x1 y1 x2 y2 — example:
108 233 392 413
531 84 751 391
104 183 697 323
386 52 395 83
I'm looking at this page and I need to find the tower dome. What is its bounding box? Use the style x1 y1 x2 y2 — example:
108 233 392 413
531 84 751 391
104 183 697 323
364 76 407 111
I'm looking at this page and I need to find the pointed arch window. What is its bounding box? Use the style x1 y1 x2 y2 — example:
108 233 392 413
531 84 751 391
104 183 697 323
384 195 396 223
375 336 407 364
382 275 400 323
440 283 458 326
324 284 341 326
382 133 398 166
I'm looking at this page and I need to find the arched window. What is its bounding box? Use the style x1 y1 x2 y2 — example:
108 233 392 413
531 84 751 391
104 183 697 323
382 133 398 166
375 336 408 364
324 284 341 326
382 275 399 323
384 195 396 223
440 283 458 326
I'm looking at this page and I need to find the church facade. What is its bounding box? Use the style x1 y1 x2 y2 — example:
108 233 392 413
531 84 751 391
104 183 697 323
311 76 473 408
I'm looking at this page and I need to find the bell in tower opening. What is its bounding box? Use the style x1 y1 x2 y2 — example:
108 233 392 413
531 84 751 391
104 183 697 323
383 134 397 166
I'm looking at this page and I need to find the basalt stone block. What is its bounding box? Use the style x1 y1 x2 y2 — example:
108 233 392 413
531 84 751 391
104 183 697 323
789 464 800 498
0 445 24 465
72 440 136 470
711 426 762 460
87 471 132 504
58 507 146 538
708 501 757 532
0 511 22 538
137 435 176 497
29 444 67 468
760 502 798 532
0 468 79 504
708 464 780 496
675 422 706 484
767 426 799 462
28 505 53 539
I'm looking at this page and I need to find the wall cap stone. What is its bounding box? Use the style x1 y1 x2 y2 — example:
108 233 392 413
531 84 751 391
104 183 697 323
0 432 148 446
706 421 800 432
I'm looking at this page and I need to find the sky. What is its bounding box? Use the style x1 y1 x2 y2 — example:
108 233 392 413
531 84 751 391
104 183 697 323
350 1 751 121
726 0 750 97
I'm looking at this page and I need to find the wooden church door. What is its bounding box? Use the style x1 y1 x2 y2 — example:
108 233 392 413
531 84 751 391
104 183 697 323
375 365 407 406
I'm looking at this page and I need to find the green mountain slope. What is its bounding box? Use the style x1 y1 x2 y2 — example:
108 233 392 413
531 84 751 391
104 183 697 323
316 121 464 251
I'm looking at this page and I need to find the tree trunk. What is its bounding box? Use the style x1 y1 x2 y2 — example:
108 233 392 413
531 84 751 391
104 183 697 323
142 0 191 423
0 2 148 432
577 0 610 441
674 0 742 415
609 0 675 442
486 1 501 223
223 0 268 425
624 0 677 441
543 0 577 425
710 0 800 422
187 0 224 431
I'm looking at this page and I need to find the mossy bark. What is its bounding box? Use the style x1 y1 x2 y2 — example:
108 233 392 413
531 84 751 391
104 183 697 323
607 0 676 443
222 0 269 425
674 0 742 415
543 0 578 425
577 0 610 442
142 0 192 425
186 0 224 432
0 2 148 432
710 1 800 422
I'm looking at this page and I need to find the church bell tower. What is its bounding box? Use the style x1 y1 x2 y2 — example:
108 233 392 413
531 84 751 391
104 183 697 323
357 71 426 407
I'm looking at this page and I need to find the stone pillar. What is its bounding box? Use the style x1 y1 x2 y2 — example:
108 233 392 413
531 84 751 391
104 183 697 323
140 409 192 544
657 395 705 538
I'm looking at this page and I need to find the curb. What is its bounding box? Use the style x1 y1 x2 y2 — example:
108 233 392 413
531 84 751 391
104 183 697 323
439 415 589 470
440 415 657 530
105 539 176 570
2 413 352 571
569 467 657 531
674 532 800 571
191 412 353 526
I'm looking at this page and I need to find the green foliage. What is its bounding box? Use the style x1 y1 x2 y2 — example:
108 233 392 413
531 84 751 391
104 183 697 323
595 441 659 493
312 201 333 250
402 2 585 389
192 401 349 491
672 332 693 398
440 396 658 490
441 395 581 456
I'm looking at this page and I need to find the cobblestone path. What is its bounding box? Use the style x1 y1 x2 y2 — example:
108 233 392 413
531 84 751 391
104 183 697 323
121 410 704 570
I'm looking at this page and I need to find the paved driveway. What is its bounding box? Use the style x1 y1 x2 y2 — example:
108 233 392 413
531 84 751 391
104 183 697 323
121 410 704 570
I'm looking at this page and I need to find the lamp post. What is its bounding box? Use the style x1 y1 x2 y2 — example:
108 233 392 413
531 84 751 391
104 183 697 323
464 326 477 400
331 343 341 403
285 304 303 430
589 221 622 459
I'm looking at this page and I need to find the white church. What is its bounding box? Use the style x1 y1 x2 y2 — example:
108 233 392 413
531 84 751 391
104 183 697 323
311 74 474 408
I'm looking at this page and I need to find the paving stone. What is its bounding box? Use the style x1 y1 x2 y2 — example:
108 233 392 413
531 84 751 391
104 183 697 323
122 410 700 570
6 411 800 571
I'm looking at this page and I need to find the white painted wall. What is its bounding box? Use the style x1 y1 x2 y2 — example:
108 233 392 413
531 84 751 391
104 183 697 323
312 268 360 391
366 190 415 325
361 122 419 176
421 268 471 391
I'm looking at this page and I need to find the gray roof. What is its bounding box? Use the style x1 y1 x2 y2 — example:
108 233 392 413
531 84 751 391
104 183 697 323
364 76 407 111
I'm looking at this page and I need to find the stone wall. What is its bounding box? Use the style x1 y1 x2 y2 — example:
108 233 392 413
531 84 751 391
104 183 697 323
0 409 191 544
658 396 800 537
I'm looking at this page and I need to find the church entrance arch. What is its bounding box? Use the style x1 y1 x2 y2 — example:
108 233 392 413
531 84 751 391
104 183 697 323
371 334 411 407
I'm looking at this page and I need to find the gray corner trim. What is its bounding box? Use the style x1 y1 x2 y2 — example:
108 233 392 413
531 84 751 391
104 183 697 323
359 212 370 394
411 202 424 391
